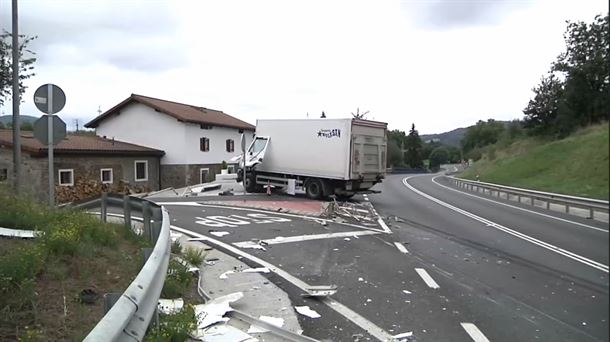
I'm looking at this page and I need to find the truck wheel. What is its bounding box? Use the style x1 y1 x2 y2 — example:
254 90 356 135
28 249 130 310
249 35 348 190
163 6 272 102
305 178 324 200
245 174 258 193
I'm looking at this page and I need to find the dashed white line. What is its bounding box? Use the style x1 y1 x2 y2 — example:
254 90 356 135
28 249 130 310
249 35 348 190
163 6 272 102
403 177 609 273
414 268 440 289
394 242 409 254
461 323 490 342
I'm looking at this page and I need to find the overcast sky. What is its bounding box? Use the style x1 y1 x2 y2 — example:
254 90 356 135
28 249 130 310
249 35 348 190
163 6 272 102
0 0 607 134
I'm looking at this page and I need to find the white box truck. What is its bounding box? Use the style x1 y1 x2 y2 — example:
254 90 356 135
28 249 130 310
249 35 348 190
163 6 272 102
236 118 387 199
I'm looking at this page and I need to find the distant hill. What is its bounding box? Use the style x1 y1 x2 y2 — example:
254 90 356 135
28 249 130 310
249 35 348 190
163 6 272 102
421 127 467 147
0 115 39 126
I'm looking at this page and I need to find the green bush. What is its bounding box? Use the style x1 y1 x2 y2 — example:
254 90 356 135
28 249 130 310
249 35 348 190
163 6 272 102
145 304 197 342
171 240 182 255
182 247 205 267
161 260 194 298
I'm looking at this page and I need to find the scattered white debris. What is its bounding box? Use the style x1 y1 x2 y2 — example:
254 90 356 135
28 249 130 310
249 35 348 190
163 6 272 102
358 277 364 282
175 257 200 274
344 237 351 241
209 231 230 237
158 298 184 315
193 292 243 333
247 315 285 333
234 241 267 250
199 323 254 341
170 231 183 242
294 306 321 319
0 227 43 239
242 267 271 274
366 299 372 303
402 290 412 295
219 271 236 279
393 331 413 340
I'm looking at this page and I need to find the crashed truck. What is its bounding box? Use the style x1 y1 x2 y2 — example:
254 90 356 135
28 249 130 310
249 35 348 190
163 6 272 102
234 118 388 200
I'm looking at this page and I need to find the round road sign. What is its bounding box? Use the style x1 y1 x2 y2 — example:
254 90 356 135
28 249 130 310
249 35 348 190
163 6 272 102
33 84 66 114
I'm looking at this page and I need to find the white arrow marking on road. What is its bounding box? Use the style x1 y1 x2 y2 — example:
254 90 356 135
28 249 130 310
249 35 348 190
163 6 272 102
415 268 440 289
461 323 490 342
394 242 409 254
403 177 609 273
233 230 379 247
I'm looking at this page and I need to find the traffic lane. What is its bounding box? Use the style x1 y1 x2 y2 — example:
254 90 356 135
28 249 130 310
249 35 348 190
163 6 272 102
372 174 609 286
160 204 370 245
435 175 609 231
418 174 609 264
369 175 609 341
381 219 609 342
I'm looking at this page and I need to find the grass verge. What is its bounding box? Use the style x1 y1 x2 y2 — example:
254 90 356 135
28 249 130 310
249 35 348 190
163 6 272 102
460 123 609 200
0 190 149 340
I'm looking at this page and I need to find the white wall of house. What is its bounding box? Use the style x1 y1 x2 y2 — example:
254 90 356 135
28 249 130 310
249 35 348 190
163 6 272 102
184 123 254 165
95 102 254 165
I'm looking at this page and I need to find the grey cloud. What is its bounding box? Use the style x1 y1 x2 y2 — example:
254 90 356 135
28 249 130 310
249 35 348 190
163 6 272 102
0 0 185 72
402 0 529 30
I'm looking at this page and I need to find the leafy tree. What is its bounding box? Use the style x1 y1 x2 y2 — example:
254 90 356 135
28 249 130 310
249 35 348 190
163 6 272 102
20 121 33 131
387 129 407 166
0 121 4 129
523 74 563 135
429 147 450 171
461 119 505 154
0 31 37 106
404 123 423 168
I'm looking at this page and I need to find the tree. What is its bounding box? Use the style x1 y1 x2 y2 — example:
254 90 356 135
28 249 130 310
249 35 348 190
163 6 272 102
387 129 407 166
0 121 4 129
429 147 450 171
461 119 505 154
20 121 33 131
351 108 369 119
0 31 37 106
523 74 563 135
404 123 423 168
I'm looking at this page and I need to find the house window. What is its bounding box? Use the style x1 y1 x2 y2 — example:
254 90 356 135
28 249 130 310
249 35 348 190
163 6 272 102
200 137 210 152
227 165 235 174
200 168 210 183
135 161 148 181
200 124 213 130
226 139 234 152
0 168 7 182
238 129 244 133
100 168 113 184
58 169 74 186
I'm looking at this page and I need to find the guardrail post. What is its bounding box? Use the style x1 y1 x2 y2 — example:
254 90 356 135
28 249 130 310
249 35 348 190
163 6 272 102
100 192 107 223
589 207 594 220
123 195 132 230
143 201 151 241
152 221 162 243
565 204 570 214
546 200 550 210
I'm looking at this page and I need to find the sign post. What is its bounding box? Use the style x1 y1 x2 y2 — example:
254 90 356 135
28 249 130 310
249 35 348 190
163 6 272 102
33 84 66 206
240 133 246 190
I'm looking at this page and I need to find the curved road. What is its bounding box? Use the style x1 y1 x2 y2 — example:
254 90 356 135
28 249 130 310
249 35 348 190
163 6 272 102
368 173 609 341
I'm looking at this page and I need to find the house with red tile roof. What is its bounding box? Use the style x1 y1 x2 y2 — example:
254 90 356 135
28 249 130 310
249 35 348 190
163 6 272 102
0 129 164 203
85 94 255 188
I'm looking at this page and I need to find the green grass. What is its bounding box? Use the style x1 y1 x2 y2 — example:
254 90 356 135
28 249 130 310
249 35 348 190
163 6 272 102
460 122 609 200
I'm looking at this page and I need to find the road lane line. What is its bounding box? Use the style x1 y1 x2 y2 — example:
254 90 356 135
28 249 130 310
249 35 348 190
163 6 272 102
403 177 609 273
394 242 409 254
154 201 204 206
169 224 397 342
415 268 440 289
431 176 609 233
367 202 392 234
460 323 490 342
233 230 380 246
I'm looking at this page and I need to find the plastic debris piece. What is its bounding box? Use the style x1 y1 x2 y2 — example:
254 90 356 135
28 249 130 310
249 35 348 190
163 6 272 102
158 298 184 315
209 231 230 237
393 331 413 340
242 267 271 274
294 306 321 319
302 285 338 297
247 315 285 333
170 231 183 242
219 271 235 279
403 290 412 295
193 292 243 332
0 227 43 239
198 323 254 341
234 241 267 250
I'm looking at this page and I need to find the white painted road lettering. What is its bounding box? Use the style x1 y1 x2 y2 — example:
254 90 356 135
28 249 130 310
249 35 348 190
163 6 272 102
415 268 440 289
461 323 490 342
196 213 292 228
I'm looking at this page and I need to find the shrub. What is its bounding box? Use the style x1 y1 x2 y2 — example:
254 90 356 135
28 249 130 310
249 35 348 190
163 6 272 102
182 247 205 267
162 259 193 298
145 304 197 342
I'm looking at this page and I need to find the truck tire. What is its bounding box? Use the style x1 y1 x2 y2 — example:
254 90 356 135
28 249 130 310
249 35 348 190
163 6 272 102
305 178 324 200
245 173 258 193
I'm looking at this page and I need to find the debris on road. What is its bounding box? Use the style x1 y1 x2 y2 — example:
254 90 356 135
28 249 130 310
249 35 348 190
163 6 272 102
193 292 243 332
302 285 338 298
393 331 414 341
209 231 230 237
246 315 285 333
219 267 271 279
158 298 184 315
0 227 43 239
233 240 267 250
402 290 412 295
294 306 321 319
197 323 254 341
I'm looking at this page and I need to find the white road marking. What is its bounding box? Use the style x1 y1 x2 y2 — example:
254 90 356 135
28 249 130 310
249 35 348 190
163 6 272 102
394 242 409 254
461 323 490 342
403 177 610 273
154 201 204 206
169 225 397 341
415 268 440 289
431 176 609 233
233 230 379 247
367 202 392 234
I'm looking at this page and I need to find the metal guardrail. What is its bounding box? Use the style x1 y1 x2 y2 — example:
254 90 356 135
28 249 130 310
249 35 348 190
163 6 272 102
74 193 170 342
449 176 609 220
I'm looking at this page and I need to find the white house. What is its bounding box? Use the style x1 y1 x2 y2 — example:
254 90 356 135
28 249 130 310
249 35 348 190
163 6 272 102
85 94 255 188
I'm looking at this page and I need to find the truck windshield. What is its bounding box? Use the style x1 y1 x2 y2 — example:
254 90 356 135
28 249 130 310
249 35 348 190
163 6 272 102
250 138 268 156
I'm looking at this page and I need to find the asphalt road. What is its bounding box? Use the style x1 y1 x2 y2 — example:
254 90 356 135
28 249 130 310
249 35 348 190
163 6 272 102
155 173 609 341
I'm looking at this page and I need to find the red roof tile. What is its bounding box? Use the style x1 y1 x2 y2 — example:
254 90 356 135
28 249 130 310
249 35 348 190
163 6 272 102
0 129 164 156
85 94 255 130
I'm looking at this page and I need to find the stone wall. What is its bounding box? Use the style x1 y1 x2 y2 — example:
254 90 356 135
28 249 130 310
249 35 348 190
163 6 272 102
160 163 238 188
0 147 160 203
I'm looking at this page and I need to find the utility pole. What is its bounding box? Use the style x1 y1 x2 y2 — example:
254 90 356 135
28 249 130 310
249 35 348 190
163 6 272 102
12 0 21 194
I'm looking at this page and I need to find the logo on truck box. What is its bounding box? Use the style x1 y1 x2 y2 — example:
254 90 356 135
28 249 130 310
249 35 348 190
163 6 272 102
317 129 341 138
